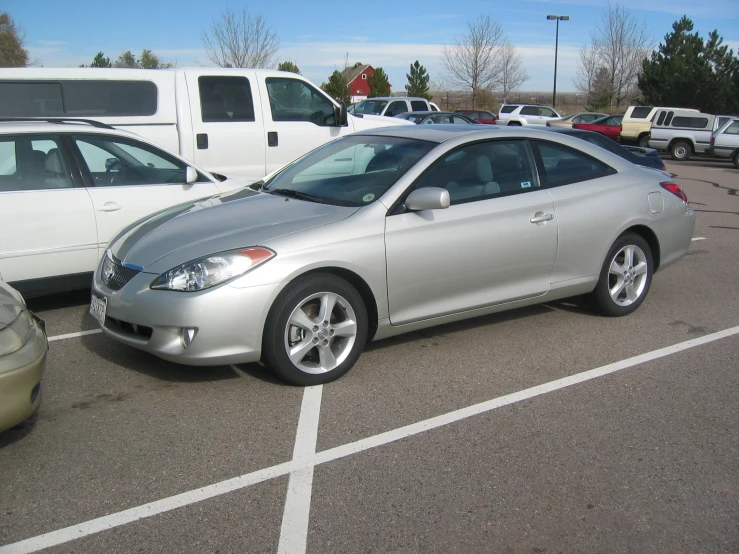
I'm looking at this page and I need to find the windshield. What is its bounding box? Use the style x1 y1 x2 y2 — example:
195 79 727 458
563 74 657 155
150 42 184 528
264 135 436 207
355 100 388 115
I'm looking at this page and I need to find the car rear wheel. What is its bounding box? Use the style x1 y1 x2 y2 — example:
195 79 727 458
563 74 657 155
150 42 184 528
638 135 650 148
670 141 691 161
508 121 521 126
732 151 739 170
588 233 653 317
263 273 368 386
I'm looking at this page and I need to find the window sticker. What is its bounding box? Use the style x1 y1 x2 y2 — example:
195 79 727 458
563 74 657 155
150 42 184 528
521 181 531 188
363 193 375 202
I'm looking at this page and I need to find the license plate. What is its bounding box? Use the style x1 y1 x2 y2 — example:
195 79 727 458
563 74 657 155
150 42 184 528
90 293 107 324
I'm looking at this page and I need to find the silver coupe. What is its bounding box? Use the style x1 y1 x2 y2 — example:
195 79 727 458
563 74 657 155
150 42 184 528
91 126 695 385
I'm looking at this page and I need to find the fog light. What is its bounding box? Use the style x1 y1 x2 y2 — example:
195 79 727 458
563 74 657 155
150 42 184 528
181 327 197 349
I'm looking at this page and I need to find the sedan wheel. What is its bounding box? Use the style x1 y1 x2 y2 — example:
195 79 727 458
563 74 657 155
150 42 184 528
263 274 368 385
733 152 739 170
589 233 653 316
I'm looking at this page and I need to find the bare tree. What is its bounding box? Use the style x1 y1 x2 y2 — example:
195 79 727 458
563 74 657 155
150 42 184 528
573 45 600 103
441 16 506 108
499 41 528 103
575 2 651 107
201 7 279 68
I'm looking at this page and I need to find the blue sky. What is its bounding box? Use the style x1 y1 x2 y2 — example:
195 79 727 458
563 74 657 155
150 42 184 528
5 0 739 93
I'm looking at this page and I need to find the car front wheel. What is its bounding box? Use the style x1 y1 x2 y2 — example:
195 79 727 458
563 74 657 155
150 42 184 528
732 151 739 170
263 273 368 385
588 233 653 317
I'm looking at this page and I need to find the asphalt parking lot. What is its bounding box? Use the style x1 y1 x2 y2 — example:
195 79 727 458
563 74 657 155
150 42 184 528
1 156 738 554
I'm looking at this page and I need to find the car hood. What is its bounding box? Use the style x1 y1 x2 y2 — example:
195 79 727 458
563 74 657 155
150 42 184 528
109 188 359 273
0 281 23 329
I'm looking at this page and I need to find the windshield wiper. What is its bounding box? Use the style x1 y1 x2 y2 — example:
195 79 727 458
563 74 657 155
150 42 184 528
267 188 325 203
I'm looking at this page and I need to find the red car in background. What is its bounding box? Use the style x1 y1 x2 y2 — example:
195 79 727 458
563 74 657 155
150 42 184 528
455 109 498 124
572 114 623 141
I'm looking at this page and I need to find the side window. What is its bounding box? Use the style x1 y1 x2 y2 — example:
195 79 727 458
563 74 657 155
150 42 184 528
539 108 556 117
631 107 652 119
500 105 517 114
672 117 709 129
533 140 615 187
723 121 739 135
520 106 539 116
198 76 255 122
414 140 539 204
75 135 194 187
0 135 72 192
452 115 471 124
664 111 674 126
572 115 584 123
266 77 335 125
656 111 666 126
386 101 408 117
410 100 428 111
605 116 622 126
581 114 600 122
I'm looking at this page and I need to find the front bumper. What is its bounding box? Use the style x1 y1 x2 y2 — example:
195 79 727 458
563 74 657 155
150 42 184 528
0 322 48 433
92 269 284 366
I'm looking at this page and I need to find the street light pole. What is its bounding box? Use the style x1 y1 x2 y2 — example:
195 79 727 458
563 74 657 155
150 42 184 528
547 15 569 109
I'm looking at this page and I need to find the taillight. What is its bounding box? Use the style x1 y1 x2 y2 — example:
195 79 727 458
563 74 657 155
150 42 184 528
546 121 550 126
710 135 715 146
660 181 687 203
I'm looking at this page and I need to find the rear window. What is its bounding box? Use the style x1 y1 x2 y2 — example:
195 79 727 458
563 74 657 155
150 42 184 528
500 105 517 114
671 117 709 129
410 101 428 111
656 112 666 125
0 80 158 117
630 107 652 119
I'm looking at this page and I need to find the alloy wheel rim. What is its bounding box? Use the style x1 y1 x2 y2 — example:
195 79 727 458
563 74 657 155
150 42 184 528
675 145 687 158
608 245 648 307
284 292 357 374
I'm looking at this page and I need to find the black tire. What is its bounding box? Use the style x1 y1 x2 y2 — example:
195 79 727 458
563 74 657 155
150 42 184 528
732 151 739 170
262 273 368 386
638 135 650 148
588 233 653 317
508 121 522 126
670 140 691 161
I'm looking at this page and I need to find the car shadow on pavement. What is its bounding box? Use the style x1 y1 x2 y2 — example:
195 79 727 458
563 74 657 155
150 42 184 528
25 289 92 312
0 411 39 449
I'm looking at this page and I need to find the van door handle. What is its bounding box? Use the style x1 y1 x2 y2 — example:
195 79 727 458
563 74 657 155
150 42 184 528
98 202 121 212
268 132 278 147
530 212 553 223
196 133 208 149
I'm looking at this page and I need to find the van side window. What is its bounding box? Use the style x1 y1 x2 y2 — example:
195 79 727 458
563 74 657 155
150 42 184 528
198 76 255 122
386 101 408 117
656 112 666 126
631 106 652 119
0 81 157 117
664 111 674 126
410 100 428 111
671 117 709 129
265 77 335 125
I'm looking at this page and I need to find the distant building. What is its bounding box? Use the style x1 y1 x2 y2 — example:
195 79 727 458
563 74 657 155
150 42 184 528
341 63 374 103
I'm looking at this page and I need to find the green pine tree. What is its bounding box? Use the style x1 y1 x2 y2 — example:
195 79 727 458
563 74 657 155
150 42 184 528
277 60 300 74
405 60 431 100
368 67 391 97
90 52 112 68
639 17 739 114
321 70 351 105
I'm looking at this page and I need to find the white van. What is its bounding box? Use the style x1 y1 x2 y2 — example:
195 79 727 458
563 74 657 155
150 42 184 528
0 68 409 178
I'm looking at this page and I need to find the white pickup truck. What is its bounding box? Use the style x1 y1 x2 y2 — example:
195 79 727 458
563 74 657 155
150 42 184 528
647 108 736 161
0 68 410 178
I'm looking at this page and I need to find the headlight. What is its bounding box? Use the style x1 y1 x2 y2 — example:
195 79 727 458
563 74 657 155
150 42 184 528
150 247 275 292
0 310 32 357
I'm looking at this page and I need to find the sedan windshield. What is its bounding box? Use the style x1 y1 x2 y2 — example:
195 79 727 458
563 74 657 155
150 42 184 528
354 100 388 115
264 135 436 207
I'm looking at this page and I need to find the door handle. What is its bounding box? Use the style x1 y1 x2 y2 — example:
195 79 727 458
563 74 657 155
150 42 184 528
98 202 121 212
196 133 208 149
530 212 553 223
268 131 278 147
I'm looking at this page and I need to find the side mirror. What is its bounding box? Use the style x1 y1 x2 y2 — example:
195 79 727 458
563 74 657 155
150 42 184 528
186 166 198 184
334 102 348 127
405 187 450 211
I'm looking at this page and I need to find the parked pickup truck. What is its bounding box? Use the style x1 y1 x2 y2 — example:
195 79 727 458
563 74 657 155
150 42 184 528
0 68 410 178
647 108 736 161
706 118 739 169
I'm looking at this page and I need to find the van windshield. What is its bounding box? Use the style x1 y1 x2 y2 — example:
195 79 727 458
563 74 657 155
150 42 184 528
355 100 388 115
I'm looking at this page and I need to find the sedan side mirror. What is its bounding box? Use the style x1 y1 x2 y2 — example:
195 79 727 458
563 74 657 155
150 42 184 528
186 166 198 184
405 187 450 211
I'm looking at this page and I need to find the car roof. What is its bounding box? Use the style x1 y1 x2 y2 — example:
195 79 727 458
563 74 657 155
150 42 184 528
0 119 133 135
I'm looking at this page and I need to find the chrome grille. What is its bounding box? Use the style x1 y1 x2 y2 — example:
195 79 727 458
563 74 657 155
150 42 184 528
101 255 139 291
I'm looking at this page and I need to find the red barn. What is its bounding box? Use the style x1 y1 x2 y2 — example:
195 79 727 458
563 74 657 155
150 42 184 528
341 63 374 102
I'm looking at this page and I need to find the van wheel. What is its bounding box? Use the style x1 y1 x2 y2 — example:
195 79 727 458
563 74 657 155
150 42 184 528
262 274 368 386
670 141 691 161
638 135 649 148
588 233 653 317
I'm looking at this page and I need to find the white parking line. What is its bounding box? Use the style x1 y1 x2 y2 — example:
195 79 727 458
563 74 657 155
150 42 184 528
278 385 323 554
2 325 738 554
47 329 102 342
691 237 707 241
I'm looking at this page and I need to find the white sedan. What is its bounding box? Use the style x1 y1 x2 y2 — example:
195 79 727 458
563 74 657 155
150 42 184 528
0 119 251 297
